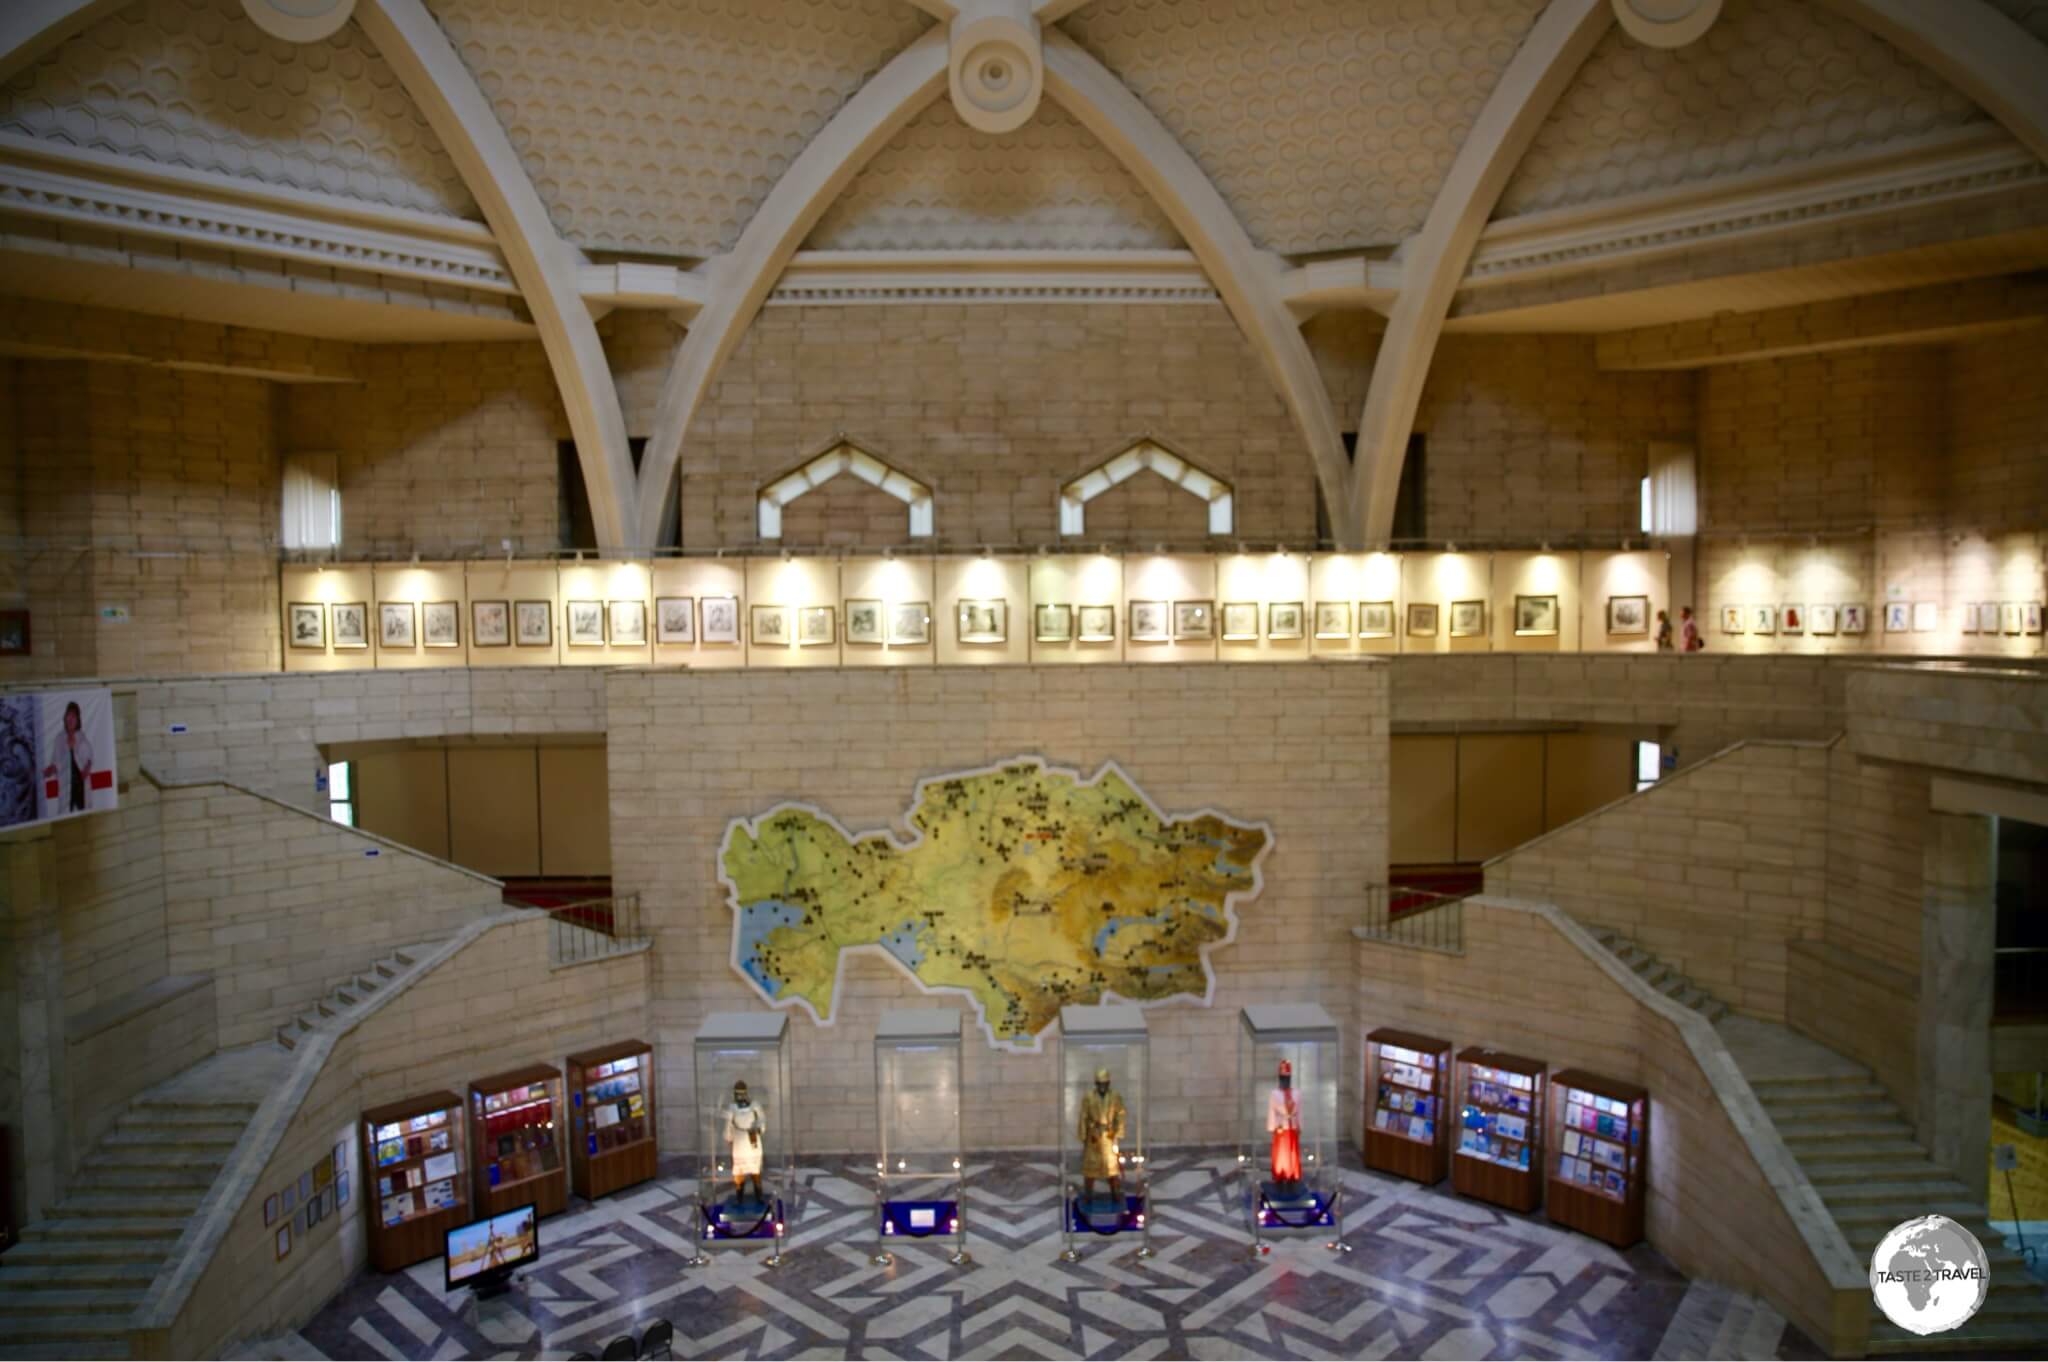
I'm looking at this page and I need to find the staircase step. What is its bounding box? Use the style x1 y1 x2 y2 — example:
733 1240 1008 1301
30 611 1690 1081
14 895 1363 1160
102 1126 241 1151
19 1218 185 1244
1780 1119 1918 1144
1867 1312 2048 1355
1748 1072 1880 1096
1818 1179 1977 1208
43 1194 198 1219
1755 1095 1903 1122
3 1240 177 1270
0 1344 131 1360
0 1315 135 1344
84 1147 227 1173
1755 1079 1891 1105
0 1271 153 1305
1802 1158 1958 1186
1833 1202 1999 1234
69 1165 219 1192
1700 1000 1731 1023
117 1105 255 1130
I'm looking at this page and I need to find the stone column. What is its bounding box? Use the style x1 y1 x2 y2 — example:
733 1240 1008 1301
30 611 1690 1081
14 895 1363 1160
1917 811 1995 1195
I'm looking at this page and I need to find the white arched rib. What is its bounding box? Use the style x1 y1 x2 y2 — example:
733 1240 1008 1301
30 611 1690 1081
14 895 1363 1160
1041 32 1350 534
356 0 637 547
1817 0 2048 165
1344 0 1611 547
635 28 950 547
0 0 130 86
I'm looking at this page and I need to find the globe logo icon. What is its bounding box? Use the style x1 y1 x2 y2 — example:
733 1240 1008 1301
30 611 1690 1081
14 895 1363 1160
1868 1215 1990 1336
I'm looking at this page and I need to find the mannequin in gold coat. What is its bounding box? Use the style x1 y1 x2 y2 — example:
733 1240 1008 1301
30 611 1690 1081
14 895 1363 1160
1079 1068 1127 1206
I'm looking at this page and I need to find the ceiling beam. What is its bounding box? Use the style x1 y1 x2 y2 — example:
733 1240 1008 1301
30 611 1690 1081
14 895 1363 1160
1817 0 2048 167
1341 0 1612 548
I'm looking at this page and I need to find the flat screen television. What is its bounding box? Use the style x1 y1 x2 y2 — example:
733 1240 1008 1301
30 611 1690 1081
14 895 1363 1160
444 1202 539 1296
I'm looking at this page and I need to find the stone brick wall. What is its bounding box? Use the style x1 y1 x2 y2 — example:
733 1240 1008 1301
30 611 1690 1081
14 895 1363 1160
1846 664 2048 788
605 661 1388 1153
55 784 169 1018
65 973 214 1167
1949 328 2048 534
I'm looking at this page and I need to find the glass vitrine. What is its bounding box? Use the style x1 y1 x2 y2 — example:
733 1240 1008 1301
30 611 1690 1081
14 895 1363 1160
1057 1004 1152 1262
1451 1046 1545 1212
469 1064 567 1220
873 1007 968 1267
362 1090 467 1271
1237 1004 1345 1254
1364 1027 1453 1186
690 1012 793 1266
1546 1068 1648 1248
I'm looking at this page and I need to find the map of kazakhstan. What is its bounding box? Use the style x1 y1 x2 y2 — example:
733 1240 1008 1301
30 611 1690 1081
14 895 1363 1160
720 758 1272 1047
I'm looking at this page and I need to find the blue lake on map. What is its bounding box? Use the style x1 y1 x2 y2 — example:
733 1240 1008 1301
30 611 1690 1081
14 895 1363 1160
736 899 806 993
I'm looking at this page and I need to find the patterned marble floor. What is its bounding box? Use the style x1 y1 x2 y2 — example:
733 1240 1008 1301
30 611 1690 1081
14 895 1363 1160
284 1151 1819 1361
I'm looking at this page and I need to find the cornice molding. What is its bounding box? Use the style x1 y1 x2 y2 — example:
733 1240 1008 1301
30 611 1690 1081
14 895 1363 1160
767 249 1216 306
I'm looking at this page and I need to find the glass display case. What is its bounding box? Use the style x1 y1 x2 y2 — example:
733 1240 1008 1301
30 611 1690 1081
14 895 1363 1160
1546 1068 1648 1248
1364 1027 1452 1186
1451 1046 1545 1212
361 1090 467 1271
873 1008 968 1267
1056 1004 1152 1262
469 1064 567 1220
1236 1004 1345 1254
690 1013 792 1266
567 1040 657 1202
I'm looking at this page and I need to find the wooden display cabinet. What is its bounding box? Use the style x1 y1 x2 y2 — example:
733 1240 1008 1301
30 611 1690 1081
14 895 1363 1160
470 1063 569 1220
1545 1068 1648 1248
567 1040 657 1201
1363 1027 1452 1185
1450 1047 1546 1212
361 1090 468 1271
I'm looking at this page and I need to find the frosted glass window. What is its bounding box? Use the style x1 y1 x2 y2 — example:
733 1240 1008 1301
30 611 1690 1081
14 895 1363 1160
282 452 341 550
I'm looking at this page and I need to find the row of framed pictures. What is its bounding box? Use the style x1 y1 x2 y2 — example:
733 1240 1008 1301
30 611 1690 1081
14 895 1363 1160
290 598 700 650
1719 601 2045 636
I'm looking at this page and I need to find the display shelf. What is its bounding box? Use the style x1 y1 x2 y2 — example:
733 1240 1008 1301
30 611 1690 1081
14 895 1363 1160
566 1040 657 1202
1057 1004 1153 1262
1545 1068 1647 1248
1238 1004 1345 1253
1364 1027 1452 1186
361 1090 467 1272
691 1012 793 1265
873 1008 969 1267
469 1063 568 1220
1450 1047 1546 1213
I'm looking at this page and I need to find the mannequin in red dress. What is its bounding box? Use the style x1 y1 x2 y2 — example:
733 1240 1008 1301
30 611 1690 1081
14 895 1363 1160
1267 1059 1301 1187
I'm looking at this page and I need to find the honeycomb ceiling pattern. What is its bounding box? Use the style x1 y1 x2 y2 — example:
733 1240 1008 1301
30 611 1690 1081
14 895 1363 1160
1496 0 1989 219
423 0 932 259
1057 0 1548 257
806 97 1182 251
1984 0 2048 45
0 0 476 217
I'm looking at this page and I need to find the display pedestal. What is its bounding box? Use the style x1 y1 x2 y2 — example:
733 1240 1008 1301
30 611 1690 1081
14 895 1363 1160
873 1008 970 1268
1364 1027 1453 1186
1546 1068 1648 1248
1066 1193 1147 1236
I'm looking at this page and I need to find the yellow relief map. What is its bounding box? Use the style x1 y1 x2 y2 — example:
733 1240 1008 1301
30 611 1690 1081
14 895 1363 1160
720 758 1272 1047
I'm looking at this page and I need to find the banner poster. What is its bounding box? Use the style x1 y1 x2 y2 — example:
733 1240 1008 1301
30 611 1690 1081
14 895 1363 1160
0 687 118 830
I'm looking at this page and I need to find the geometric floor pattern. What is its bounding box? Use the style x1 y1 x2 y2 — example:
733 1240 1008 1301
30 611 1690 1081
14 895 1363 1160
288 1151 1820 1361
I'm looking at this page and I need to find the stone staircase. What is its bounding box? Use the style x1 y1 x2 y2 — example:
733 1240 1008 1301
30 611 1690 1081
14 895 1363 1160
1584 926 1732 1023
274 946 420 1051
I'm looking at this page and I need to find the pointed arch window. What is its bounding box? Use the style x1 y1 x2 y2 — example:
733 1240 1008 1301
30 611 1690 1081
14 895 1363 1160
757 442 934 540
1058 439 1233 537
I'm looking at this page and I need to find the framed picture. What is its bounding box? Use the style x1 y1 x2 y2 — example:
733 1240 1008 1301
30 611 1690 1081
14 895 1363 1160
1720 605 1744 634
1605 595 1648 636
514 600 553 647
1912 601 1937 633
1780 604 1804 636
333 1139 347 1171
287 603 325 650
750 604 790 647
700 596 740 644
1172 600 1214 640
1129 600 1169 642
1036 603 1073 643
2027 602 2044 635
1841 603 1868 635
1407 602 1439 637
608 599 647 647
655 597 695 644
330 602 368 650
1313 601 1350 640
2002 601 2024 635
889 601 932 645
337 1171 350 1206
956 599 1007 644
1512 595 1558 637
421 601 460 648
1884 601 1911 633
1750 605 1776 635
799 605 835 646
378 602 416 649
1979 602 2004 634
1267 601 1305 639
1962 603 1982 635
472 600 510 647
1077 604 1116 642
1220 602 1260 641
1810 604 1838 636
0 609 28 656
845 599 884 645
298 1171 313 1202
1450 600 1485 638
282 1183 298 1216
264 1193 280 1227
566 600 607 647
276 1224 290 1262
1356 601 1394 639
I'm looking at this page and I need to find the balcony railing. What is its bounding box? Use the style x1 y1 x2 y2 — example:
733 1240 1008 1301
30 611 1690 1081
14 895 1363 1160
1356 883 1468 955
547 893 649 967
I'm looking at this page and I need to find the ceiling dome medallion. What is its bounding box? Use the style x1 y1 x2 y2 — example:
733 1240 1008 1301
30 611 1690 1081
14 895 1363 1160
948 2 1043 134
240 0 357 43
1611 0 1723 49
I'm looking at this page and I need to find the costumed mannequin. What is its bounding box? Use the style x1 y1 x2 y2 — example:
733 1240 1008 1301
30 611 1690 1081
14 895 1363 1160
723 1080 765 1206
1078 1068 1127 1207
1267 1059 1302 1189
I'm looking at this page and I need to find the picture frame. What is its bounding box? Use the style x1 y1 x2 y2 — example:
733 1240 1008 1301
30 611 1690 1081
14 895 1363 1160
331 602 368 650
956 599 1007 644
421 601 460 649
276 1224 290 1262
1750 605 1776 636
264 1193 280 1227
1129 600 1169 642
750 604 790 647
2002 601 2024 636
337 1171 350 1206
1962 603 1982 635
1720 605 1745 634
472 600 510 648
378 602 416 650
2027 602 2043 635
1979 602 2003 634
1512 594 1558 638
1605 595 1648 636
1809 604 1838 636
1841 603 1868 635
514 600 553 647
1268 601 1305 640
799 604 835 646
1357 601 1395 639
655 597 695 645
1313 601 1350 640
1407 602 1439 637
607 599 647 647
0 609 28 656
1219 601 1260 641
1172 600 1214 640
565 600 607 647
889 601 931 645
1780 604 1804 636
287 602 325 650
1884 601 1911 633
1912 601 1937 633
1035 602 1073 643
282 1183 298 1216
700 596 740 644
1449 600 1485 638
1076 604 1116 642
844 598 884 645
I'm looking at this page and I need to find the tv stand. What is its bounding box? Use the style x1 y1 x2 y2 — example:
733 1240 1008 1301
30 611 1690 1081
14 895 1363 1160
468 1268 515 1301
